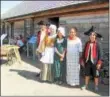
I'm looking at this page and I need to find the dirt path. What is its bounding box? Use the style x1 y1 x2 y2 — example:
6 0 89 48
1 60 108 96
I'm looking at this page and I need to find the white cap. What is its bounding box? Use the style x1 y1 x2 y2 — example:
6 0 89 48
49 24 56 30
49 24 57 34
58 27 65 36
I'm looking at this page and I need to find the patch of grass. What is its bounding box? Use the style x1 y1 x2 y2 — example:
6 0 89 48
3 39 9 44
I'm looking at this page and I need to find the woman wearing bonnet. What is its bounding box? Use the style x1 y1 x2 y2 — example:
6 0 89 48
40 24 57 82
53 27 67 84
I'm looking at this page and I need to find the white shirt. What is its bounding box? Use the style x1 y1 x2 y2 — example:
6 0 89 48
17 40 24 47
86 43 94 63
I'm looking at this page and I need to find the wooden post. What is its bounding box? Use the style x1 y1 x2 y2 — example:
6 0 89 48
24 19 27 38
24 18 36 60
30 18 34 35
1 22 5 34
24 18 34 38
10 22 14 38
5 22 9 43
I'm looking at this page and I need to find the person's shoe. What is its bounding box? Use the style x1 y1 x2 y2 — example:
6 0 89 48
47 81 53 84
40 80 45 83
58 81 63 85
94 86 99 92
81 85 88 90
55 81 59 84
36 73 40 77
54 81 57 84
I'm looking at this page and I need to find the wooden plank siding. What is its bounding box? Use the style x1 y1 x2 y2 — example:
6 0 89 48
59 13 109 50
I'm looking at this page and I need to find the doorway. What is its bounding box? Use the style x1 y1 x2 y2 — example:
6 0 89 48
48 17 59 28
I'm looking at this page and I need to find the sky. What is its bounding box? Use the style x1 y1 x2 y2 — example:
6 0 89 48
1 1 22 15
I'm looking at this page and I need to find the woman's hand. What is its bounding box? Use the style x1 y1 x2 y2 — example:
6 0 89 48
79 58 85 67
60 53 65 61
96 64 101 70
60 53 65 58
60 57 64 61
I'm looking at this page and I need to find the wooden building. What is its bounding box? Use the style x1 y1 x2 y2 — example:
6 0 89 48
1 0 109 50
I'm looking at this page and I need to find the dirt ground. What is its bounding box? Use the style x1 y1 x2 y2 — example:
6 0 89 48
1 55 109 96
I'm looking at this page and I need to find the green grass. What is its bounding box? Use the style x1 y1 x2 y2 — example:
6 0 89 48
3 39 9 44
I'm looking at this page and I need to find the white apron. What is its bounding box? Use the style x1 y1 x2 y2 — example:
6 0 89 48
40 47 54 64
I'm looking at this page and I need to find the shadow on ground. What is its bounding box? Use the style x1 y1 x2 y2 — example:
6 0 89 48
9 69 109 96
0 59 8 65
21 54 42 69
10 69 42 83
14 54 109 96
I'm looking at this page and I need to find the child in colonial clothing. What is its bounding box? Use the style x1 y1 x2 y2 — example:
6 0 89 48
81 26 103 92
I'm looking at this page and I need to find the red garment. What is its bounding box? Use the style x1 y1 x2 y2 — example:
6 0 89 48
22 39 25 43
37 28 49 46
68 36 73 40
85 41 97 59
80 41 102 66
46 28 50 35
37 31 41 46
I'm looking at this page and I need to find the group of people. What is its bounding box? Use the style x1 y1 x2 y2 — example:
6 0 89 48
16 35 25 53
36 21 103 92
11 33 37 54
9 34 25 53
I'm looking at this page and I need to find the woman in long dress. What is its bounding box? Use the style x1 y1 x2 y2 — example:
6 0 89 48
66 27 82 86
53 27 67 84
40 24 57 82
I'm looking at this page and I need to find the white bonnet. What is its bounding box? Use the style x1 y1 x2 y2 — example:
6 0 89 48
49 24 57 34
49 24 57 30
58 27 65 36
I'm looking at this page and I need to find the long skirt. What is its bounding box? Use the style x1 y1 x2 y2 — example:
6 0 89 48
40 47 54 81
53 53 66 83
40 64 53 82
66 52 80 86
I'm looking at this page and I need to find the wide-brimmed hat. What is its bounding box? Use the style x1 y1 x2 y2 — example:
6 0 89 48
84 26 102 38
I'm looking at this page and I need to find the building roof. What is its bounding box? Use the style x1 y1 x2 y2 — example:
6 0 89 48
1 1 90 20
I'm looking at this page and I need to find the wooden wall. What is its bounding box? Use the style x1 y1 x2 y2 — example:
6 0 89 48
14 21 24 37
2 0 108 51
59 13 109 51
